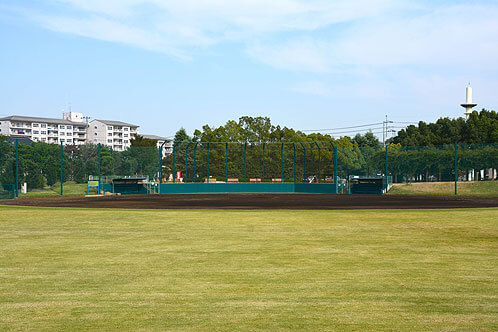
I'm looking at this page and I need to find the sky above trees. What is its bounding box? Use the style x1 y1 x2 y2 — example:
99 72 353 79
1 0 497 138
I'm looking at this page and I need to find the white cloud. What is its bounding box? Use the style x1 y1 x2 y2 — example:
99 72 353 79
17 0 399 58
7 0 498 76
247 4 498 72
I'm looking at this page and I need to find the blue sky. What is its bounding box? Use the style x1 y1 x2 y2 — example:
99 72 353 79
1 0 497 138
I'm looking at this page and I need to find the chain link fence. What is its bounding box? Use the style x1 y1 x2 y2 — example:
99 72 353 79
1 137 496 197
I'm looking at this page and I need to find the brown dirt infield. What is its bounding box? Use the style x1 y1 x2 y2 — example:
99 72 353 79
1 193 498 210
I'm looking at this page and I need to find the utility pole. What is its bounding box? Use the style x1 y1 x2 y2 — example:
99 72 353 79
383 115 393 147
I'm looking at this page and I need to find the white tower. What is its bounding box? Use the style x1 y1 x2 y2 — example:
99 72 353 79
461 84 477 120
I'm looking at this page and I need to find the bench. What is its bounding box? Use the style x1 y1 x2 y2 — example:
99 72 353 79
205 178 217 183
250 178 261 182
227 178 239 183
272 178 282 182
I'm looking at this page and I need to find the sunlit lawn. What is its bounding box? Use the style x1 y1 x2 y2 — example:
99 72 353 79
390 181 498 197
0 207 497 331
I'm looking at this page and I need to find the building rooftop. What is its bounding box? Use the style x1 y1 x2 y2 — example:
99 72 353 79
0 115 87 126
7 136 34 146
93 119 139 128
142 134 169 141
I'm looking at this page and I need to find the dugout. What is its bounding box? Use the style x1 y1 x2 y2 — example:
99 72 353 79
349 176 391 195
110 177 149 195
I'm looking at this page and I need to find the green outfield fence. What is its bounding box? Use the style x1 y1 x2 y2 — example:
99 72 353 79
0 137 496 197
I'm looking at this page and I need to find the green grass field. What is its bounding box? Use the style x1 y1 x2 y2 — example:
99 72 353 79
20 181 91 197
389 181 498 197
1 207 497 331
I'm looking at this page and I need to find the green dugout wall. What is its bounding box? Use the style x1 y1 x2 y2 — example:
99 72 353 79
157 182 345 194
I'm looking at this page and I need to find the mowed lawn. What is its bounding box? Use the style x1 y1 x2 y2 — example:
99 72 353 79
0 207 497 331
389 181 498 197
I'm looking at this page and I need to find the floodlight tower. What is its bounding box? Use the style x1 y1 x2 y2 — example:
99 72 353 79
461 83 477 120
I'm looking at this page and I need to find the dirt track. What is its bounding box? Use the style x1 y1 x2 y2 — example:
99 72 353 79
1 193 498 210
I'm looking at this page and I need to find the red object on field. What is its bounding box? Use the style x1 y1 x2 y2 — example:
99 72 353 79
176 171 181 180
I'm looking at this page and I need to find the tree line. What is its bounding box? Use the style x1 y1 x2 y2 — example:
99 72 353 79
1 110 496 190
0 138 158 190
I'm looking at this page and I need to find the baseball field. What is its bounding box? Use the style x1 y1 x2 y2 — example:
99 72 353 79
1 205 497 331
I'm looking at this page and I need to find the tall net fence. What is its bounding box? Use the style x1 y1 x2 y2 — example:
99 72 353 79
0 139 16 198
1 137 496 197
164 141 337 183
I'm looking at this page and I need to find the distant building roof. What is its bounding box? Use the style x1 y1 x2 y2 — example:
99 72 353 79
142 134 169 141
0 115 87 126
92 119 139 128
7 136 34 146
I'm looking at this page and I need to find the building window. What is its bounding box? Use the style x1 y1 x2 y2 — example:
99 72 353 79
41 131 46 135
41 138 46 142
124 140 129 144
60 139 65 142
33 123 39 127
66 139 72 143
124 128 129 131
33 130 39 134
66 125 72 129
124 134 128 137
60 125 65 129
67 132 72 136
41 124 46 128
60 132 65 136
108 126 113 130
108 133 112 136
108 139 112 143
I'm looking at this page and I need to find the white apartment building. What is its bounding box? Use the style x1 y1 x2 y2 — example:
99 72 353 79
142 134 172 157
87 120 139 151
0 112 87 145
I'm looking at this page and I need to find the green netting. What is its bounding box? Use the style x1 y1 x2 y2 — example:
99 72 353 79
164 141 337 183
96 145 159 184
0 139 16 197
0 134 496 197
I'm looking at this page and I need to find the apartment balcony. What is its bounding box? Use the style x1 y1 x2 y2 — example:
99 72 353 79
11 124 31 129
12 130 30 135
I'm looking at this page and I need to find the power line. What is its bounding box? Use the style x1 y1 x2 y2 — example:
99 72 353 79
300 122 383 132
321 126 384 135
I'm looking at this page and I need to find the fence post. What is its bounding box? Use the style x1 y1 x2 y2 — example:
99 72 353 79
293 143 296 183
60 142 63 196
334 146 338 193
225 143 228 183
15 139 19 198
98 143 101 194
193 142 198 183
185 142 192 183
244 142 247 182
262 142 265 182
385 145 389 191
207 142 210 182
173 143 177 183
281 143 284 182
454 142 458 196
158 146 162 185
299 142 306 182
314 141 321 183
329 141 338 193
